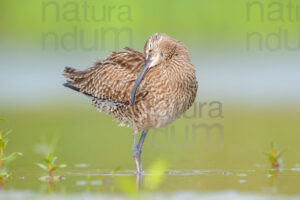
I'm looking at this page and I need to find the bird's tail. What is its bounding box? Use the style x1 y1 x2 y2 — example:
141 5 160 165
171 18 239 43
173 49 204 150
63 82 80 92
62 66 95 96
63 66 90 80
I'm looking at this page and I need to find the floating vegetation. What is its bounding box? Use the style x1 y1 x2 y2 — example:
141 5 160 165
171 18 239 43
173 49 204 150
265 142 283 169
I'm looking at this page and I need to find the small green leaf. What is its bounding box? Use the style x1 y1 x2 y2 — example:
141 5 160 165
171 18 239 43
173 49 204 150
3 152 22 165
47 153 53 161
51 156 57 165
37 163 48 171
44 158 51 165
3 130 12 137
3 140 8 148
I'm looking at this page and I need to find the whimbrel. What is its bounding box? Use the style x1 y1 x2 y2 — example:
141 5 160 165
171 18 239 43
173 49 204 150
63 33 198 174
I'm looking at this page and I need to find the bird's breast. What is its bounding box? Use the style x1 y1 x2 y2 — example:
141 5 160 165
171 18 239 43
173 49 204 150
142 73 196 128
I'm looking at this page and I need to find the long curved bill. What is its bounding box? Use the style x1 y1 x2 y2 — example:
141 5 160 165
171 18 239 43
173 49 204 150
130 57 152 104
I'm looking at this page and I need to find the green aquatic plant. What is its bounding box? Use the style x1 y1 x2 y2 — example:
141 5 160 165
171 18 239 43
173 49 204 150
37 153 66 183
144 159 168 190
265 142 283 169
0 120 22 181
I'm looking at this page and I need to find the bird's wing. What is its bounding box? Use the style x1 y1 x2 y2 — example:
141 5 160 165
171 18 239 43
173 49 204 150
63 47 148 104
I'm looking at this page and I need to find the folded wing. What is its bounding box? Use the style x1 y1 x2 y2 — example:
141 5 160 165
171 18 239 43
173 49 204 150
63 47 148 105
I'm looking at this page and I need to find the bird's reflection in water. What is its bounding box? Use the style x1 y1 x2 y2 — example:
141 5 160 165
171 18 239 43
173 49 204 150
136 173 142 190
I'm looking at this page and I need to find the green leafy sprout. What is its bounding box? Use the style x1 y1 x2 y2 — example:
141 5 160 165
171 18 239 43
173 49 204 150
265 142 283 169
37 153 66 183
0 120 22 180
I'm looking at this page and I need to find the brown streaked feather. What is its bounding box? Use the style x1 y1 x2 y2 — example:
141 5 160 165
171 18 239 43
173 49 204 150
63 48 148 105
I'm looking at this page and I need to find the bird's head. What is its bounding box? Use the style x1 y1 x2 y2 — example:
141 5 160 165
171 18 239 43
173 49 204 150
130 33 189 104
143 33 183 68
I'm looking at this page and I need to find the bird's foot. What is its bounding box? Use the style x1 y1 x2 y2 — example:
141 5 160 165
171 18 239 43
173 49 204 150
132 147 143 174
135 170 144 175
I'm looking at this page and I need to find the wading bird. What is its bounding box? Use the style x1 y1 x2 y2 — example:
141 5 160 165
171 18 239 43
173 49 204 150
63 33 197 174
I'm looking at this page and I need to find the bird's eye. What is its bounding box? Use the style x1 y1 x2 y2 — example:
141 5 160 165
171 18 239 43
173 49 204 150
160 52 164 58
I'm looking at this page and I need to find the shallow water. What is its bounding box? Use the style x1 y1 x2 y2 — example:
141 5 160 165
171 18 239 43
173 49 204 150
1 105 300 199
1 167 300 199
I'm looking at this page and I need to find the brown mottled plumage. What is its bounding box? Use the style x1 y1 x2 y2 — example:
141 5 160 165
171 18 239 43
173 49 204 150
63 33 198 174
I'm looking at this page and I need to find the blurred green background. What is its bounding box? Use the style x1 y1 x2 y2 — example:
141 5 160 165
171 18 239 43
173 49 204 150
1 0 299 51
0 0 300 195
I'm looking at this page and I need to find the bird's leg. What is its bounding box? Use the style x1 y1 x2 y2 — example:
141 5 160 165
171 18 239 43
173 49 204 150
132 130 148 174
132 134 140 173
137 130 148 154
